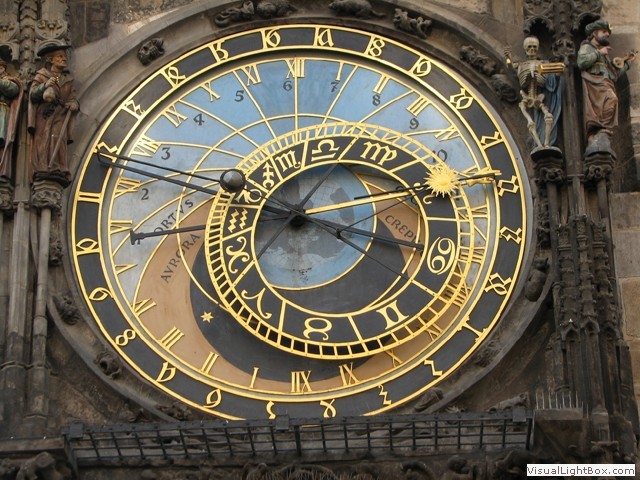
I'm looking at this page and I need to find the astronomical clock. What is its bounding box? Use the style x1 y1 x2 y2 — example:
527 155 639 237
68 22 531 420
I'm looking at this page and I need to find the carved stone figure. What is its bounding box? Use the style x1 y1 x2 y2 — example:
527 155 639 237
256 0 297 18
413 387 443 411
393 8 432 39
524 257 548 301
16 452 71 480
441 455 475 480
213 1 254 27
54 293 81 324
577 19 637 155
28 43 79 187
504 36 564 150
329 0 385 19
0 57 22 181
138 38 165 65
157 401 193 421
490 74 519 103
488 393 529 413
460 45 497 76
94 349 122 379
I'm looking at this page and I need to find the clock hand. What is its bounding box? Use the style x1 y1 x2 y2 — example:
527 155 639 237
97 151 222 195
304 190 414 215
97 151 290 215
335 193 416 233
96 152 245 193
129 224 206 244
265 198 416 278
304 213 412 280
128 209 423 251
316 217 424 250
353 167 501 200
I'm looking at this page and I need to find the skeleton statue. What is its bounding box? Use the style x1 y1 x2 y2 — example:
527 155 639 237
505 36 564 149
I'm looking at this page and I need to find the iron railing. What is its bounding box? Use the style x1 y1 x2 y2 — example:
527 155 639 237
62 410 532 467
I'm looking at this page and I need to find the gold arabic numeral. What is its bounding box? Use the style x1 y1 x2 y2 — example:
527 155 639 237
132 298 157 317
156 361 177 383
427 237 456 275
361 141 398 166
200 351 220 375
364 36 386 58
114 176 142 198
159 326 184 350
75 238 100 256
458 315 484 340
497 175 521 197
338 363 358 386
95 141 119 158
261 28 281 48
266 401 277 419
500 226 523 244
480 131 504 150
378 385 393 407
121 99 144 119
406 96 431 117
321 399 337 419
239 65 261 86
208 40 229 62
449 88 474 110
291 370 312 393
204 389 222 409
423 358 443 377
285 58 305 79
77 191 102 204
160 65 187 88
109 219 133 235
303 317 332 341
114 328 136 347
88 287 112 302
409 56 432 77
200 81 221 102
484 273 513 296
313 27 334 47
424 124 461 141
376 300 408 330
130 135 161 158
162 102 188 127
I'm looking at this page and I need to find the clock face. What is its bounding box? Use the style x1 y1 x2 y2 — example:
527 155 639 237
70 25 530 419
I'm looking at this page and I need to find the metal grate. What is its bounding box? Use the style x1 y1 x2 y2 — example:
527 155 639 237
62 410 532 467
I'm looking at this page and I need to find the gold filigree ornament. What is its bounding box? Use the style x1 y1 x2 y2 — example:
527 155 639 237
426 164 459 196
